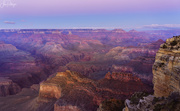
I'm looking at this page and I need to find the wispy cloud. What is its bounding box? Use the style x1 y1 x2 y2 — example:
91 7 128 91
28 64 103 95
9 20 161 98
4 21 15 24
143 24 180 29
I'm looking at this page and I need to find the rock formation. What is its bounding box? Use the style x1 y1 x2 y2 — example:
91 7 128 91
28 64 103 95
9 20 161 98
0 43 18 54
0 29 173 89
123 94 155 111
153 35 180 97
123 92 180 111
0 29 179 110
97 99 124 111
123 36 180 111
0 77 21 96
0 42 49 89
39 70 152 111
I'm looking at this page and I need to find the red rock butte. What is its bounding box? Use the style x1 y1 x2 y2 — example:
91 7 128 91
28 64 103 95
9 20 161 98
39 70 152 111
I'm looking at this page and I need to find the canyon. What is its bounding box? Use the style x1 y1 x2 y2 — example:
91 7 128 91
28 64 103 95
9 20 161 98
39 70 152 111
0 29 180 110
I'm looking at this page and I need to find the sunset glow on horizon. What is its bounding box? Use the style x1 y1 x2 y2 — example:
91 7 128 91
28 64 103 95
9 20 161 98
0 0 180 30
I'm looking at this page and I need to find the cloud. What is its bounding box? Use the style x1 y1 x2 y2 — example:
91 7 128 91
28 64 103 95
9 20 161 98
143 24 180 29
4 21 15 24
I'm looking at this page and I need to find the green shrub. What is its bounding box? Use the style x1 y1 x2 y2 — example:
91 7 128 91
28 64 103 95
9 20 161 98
152 97 160 105
130 92 149 104
164 92 180 110
154 104 164 111
162 44 167 49
153 92 180 111
170 41 177 46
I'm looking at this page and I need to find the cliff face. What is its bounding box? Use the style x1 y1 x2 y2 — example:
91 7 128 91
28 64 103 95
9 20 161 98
153 35 180 97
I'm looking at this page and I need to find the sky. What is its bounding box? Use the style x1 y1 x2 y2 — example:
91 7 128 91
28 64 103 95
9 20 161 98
0 0 180 30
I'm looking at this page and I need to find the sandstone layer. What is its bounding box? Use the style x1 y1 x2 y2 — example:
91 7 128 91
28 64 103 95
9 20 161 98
153 35 180 97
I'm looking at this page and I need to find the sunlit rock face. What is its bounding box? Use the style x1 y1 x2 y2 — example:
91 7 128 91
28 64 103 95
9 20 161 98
39 70 152 111
153 36 180 97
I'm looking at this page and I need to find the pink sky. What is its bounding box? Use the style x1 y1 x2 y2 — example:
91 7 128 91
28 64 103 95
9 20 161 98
0 0 180 29
1 0 180 16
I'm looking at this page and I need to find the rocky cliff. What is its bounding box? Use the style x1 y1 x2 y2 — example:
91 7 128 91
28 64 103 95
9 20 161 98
122 36 180 111
153 35 180 97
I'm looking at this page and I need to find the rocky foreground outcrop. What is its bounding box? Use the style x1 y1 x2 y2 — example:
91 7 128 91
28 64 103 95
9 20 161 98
153 35 180 97
123 36 180 111
123 92 180 111
39 70 152 111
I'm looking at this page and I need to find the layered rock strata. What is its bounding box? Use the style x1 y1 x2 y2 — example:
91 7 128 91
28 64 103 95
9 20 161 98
39 70 152 111
153 35 180 97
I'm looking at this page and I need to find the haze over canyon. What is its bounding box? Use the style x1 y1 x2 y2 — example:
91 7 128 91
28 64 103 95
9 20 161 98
0 29 179 110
